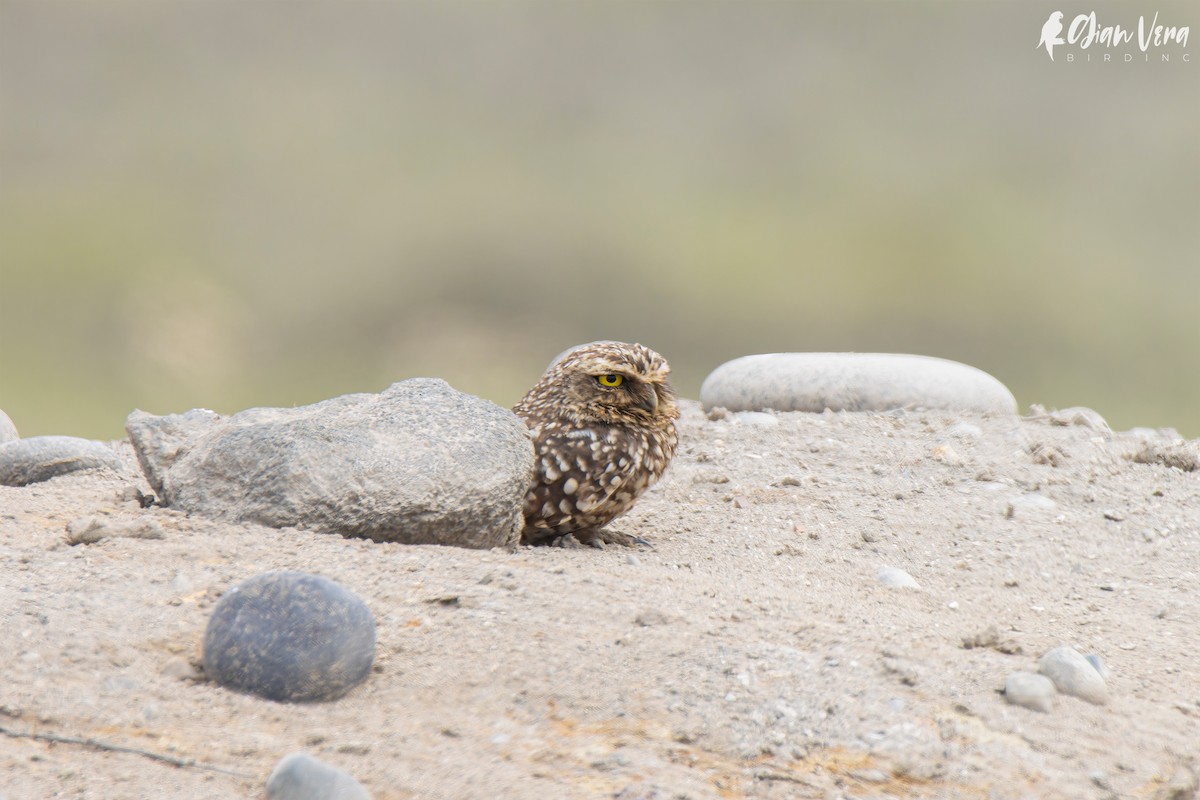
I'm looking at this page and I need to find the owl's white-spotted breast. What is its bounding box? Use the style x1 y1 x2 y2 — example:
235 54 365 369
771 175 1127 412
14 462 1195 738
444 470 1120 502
513 341 679 547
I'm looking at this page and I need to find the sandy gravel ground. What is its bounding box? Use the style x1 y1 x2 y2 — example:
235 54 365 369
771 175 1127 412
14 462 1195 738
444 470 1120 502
2 400 1198 799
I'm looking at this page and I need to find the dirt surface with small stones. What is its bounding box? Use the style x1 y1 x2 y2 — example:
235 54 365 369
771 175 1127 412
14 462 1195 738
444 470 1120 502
2 400 1198 799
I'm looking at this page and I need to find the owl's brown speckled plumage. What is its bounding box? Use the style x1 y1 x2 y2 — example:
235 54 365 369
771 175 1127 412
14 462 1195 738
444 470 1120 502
513 341 679 547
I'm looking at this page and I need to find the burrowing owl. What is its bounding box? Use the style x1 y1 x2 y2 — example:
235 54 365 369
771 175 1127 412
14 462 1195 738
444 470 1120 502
514 341 679 547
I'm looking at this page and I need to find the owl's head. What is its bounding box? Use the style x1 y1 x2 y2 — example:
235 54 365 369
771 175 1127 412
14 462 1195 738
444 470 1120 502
524 341 678 427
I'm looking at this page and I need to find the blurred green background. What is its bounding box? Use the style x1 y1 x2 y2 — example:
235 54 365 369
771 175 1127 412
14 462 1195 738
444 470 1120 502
2 1 1197 439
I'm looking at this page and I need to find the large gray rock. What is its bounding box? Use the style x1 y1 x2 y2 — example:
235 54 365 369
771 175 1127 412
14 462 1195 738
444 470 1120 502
700 353 1017 415
126 379 534 548
0 409 17 444
266 753 371 800
0 436 123 487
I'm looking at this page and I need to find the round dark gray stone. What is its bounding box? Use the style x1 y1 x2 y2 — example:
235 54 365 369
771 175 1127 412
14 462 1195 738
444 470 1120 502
700 353 1017 415
203 571 375 703
0 436 123 487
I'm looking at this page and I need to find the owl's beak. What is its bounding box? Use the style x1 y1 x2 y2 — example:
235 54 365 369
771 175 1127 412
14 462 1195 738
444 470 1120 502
634 386 659 415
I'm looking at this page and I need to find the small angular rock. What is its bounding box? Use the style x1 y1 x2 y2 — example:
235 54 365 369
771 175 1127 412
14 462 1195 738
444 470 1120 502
266 753 371 800
1039 645 1109 705
203 571 375 703
0 436 123 487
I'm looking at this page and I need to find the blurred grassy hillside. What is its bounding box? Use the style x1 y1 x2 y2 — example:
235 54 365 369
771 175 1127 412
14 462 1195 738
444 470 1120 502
2 1 1198 439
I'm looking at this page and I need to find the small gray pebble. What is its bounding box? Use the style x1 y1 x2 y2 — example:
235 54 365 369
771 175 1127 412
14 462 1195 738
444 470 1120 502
626 553 641 566
0 409 17 443
1039 645 1109 705
203 571 375 703
0 436 122 487
1004 671 1056 712
266 753 371 800
877 566 920 589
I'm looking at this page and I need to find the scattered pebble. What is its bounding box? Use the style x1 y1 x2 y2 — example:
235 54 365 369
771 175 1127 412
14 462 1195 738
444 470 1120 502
203 571 376 703
1004 493 1058 518
849 768 889 783
1039 645 1109 705
634 610 671 627
1004 671 1056 712
65 516 165 545
265 753 371 800
1128 440 1199 472
698 353 1018 415
1154 760 1199 800
732 411 778 427
0 436 123 487
159 656 199 681
1029 443 1068 466
961 625 1022 655
932 444 964 466
877 567 920 590
1027 405 1111 433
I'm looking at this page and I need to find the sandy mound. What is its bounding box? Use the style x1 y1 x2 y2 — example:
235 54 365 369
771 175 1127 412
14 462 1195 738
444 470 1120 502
2 401 1197 799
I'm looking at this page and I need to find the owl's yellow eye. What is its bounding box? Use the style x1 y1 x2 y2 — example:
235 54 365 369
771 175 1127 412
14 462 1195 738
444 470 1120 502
596 374 624 387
